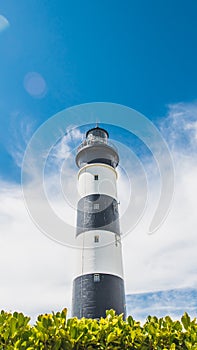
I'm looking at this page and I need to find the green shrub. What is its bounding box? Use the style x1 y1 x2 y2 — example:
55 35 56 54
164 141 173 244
0 309 197 349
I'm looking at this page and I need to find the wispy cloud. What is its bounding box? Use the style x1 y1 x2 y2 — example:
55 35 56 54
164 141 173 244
48 126 83 165
6 112 37 168
160 101 197 153
0 15 10 33
124 102 197 297
126 288 197 322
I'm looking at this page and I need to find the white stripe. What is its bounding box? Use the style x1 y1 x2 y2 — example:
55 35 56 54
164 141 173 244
78 164 118 199
76 230 124 278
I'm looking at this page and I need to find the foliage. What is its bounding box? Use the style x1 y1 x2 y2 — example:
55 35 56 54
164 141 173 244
0 309 197 349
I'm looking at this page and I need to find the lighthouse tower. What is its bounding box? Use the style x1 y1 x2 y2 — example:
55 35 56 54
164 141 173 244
72 126 126 319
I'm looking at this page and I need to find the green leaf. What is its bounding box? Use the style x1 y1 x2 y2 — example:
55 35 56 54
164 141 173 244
127 315 134 327
61 308 67 319
185 340 192 349
106 332 116 343
181 312 191 330
52 339 61 350
10 317 17 337
106 309 116 318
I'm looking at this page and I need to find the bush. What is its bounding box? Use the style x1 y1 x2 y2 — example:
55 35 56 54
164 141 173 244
0 309 197 349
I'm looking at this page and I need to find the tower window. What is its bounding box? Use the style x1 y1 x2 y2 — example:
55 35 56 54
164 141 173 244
94 175 98 180
93 203 99 210
94 273 100 282
94 235 99 243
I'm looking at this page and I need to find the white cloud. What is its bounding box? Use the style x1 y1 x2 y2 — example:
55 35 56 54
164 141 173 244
0 126 84 320
160 101 197 153
6 111 37 168
0 181 78 321
124 102 197 296
0 15 9 32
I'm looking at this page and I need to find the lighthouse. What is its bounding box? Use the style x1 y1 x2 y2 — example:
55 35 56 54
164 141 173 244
72 126 126 319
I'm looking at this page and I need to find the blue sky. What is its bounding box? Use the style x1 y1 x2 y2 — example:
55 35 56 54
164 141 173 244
1 0 197 182
0 1 197 321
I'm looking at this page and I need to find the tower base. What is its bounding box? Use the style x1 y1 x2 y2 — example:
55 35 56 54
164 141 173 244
72 273 126 319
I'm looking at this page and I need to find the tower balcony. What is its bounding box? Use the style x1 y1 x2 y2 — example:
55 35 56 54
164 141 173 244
76 128 119 169
77 137 118 154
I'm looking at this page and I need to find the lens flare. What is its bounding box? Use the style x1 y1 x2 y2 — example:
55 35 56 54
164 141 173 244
24 72 47 98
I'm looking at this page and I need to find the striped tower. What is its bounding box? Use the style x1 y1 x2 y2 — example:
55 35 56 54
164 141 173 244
72 126 126 319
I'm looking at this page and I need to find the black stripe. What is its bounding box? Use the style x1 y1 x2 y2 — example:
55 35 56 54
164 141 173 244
77 194 120 236
72 273 126 319
87 158 115 167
